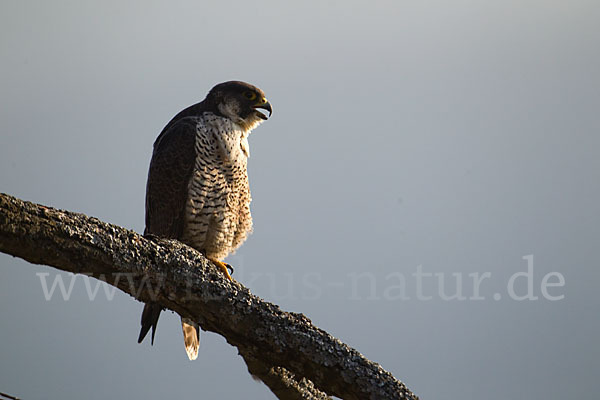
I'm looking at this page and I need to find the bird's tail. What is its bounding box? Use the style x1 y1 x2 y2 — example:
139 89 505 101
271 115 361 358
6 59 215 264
181 318 200 360
138 302 162 345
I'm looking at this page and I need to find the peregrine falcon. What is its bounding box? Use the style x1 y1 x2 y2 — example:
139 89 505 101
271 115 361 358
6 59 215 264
137 81 272 360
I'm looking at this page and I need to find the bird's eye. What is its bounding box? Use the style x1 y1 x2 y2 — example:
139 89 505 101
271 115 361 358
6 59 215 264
243 91 257 100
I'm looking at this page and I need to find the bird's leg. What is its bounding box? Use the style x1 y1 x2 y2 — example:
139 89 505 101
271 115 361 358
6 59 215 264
206 256 233 281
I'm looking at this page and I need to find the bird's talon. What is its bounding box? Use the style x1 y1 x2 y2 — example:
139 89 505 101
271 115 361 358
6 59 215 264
143 233 160 241
207 258 233 281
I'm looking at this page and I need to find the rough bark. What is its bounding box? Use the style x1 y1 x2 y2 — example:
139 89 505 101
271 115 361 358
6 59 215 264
0 193 418 400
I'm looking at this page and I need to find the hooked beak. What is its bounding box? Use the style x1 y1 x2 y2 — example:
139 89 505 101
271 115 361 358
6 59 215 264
253 100 272 120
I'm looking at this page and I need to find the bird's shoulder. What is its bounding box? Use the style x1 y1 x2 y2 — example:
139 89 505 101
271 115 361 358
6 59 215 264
152 116 200 152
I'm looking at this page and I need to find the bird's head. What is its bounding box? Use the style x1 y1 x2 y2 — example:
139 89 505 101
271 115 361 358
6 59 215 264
206 81 272 132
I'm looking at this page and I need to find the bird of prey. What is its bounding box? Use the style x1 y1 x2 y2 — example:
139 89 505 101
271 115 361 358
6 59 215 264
137 81 272 360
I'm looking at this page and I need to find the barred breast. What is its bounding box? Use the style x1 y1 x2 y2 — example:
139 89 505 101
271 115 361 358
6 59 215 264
181 112 253 261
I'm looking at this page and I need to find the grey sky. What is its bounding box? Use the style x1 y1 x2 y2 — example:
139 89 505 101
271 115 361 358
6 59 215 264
1 1 599 399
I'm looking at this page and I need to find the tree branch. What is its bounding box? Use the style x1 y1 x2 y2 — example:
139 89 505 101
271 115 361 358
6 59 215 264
0 193 418 400
0 391 21 400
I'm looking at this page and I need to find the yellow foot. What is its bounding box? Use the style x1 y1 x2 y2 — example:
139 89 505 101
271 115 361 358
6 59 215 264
207 257 233 281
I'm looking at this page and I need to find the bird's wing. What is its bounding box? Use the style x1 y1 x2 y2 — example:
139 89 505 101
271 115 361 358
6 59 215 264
144 118 198 238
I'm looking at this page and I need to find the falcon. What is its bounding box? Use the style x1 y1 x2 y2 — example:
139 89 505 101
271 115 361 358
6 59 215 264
137 81 272 360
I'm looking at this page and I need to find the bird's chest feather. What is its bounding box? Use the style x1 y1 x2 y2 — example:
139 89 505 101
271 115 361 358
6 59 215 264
189 114 251 209
183 114 253 257
198 113 250 165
